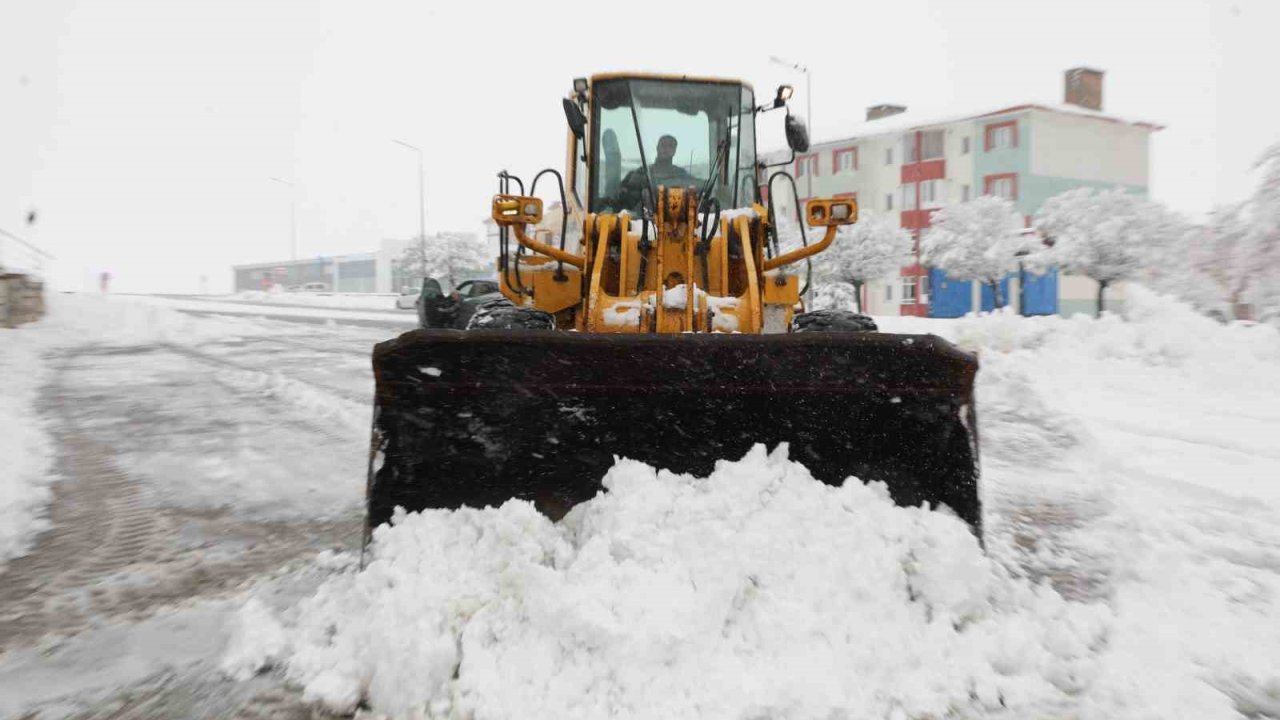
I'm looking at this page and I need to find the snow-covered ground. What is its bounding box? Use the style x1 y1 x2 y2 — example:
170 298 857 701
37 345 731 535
202 290 405 312
0 294 378 717
226 287 1280 719
0 312 56 568
124 293 419 326
2 290 1279 718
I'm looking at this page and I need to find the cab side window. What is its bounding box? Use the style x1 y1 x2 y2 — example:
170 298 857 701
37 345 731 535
573 136 587 206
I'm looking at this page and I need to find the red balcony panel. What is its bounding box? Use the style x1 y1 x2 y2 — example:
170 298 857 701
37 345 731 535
900 159 946 184
900 209 935 230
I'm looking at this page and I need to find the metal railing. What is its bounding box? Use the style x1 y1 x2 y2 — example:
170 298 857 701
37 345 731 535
0 227 53 279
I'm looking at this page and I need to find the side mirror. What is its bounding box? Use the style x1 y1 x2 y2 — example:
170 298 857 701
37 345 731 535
785 114 810 154
562 98 586 140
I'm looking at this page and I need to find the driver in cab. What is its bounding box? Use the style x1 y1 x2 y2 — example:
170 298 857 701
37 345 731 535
619 134 696 211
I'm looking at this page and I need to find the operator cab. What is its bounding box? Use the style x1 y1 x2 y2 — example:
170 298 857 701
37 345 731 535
585 77 758 216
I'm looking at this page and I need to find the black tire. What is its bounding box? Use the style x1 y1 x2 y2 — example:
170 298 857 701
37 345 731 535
465 298 556 330
791 309 878 333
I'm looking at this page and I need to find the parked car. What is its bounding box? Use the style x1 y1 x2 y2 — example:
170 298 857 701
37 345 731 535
395 286 420 310
301 282 329 292
417 278 501 328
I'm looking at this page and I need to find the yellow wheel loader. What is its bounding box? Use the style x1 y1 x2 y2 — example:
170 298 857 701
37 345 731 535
366 73 981 539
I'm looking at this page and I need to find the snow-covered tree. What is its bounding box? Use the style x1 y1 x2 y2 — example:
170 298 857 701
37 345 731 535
810 282 859 312
1033 187 1167 317
920 196 1027 309
399 232 491 290
1242 143 1280 321
1179 204 1251 319
809 211 913 312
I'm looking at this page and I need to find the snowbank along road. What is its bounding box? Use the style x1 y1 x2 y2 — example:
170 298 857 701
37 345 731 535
2 291 1280 719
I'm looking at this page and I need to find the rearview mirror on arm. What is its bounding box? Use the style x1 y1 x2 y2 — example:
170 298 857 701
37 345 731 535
785 114 809 154
562 98 586 140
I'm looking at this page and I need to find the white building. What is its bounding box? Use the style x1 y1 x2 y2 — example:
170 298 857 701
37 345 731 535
766 67 1161 317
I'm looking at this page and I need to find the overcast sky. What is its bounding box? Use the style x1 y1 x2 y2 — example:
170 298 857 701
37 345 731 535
2 0 1276 292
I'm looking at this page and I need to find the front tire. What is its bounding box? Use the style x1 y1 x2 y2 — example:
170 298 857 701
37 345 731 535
465 299 555 330
791 309 878 333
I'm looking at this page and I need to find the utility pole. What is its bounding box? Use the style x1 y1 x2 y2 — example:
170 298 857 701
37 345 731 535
769 55 813 198
269 177 297 260
393 139 427 271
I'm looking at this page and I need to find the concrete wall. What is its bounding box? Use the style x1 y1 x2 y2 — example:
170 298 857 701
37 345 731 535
0 273 46 328
1030 110 1150 187
1058 273 1127 316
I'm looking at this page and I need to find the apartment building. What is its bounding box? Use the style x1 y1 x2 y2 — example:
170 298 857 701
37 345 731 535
767 68 1161 317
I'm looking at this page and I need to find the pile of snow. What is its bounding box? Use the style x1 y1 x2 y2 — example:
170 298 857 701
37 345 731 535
883 286 1280 717
884 285 1280 370
0 319 56 569
226 446 1107 718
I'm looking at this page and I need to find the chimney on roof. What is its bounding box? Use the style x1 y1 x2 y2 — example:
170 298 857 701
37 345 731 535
866 104 907 121
1064 67 1103 111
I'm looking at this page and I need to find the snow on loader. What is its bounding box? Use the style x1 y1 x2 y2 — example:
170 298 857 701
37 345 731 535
366 73 981 542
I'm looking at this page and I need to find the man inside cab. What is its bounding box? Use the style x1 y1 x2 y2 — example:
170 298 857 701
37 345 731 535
619 134 697 212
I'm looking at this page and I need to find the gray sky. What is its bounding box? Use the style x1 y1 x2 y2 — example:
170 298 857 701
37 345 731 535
3 0 1276 293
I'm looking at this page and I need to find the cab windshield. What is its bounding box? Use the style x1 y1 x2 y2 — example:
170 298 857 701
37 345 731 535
591 79 756 215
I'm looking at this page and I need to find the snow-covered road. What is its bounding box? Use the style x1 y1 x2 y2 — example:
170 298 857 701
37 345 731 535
0 297 383 717
2 291 1279 719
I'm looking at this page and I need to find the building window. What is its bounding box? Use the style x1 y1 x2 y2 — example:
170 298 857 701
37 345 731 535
984 120 1018 151
833 147 858 173
902 135 917 164
920 130 944 160
900 275 917 304
984 173 1018 201
901 183 917 210
962 136 971 155
920 273 930 300
884 147 893 165
962 184 971 202
885 193 894 211
885 283 893 301
795 153 819 178
920 179 943 207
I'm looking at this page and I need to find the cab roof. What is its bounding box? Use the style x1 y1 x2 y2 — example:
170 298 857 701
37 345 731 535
589 72 753 91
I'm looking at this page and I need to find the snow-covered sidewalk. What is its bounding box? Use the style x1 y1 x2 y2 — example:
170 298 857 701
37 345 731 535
126 294 419 326
224 288 1280 719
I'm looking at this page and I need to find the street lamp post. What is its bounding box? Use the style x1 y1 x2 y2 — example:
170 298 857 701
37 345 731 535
269 177 297 261
769 55 812 198
393 139 427 268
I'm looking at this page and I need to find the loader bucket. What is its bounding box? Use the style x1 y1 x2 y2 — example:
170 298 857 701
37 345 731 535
366 330 981 538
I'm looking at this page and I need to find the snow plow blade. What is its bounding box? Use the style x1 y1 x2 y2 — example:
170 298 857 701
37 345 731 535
367 330 981 536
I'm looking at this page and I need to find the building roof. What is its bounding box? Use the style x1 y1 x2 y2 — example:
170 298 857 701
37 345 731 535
799 101 1163 152
232 252 376 270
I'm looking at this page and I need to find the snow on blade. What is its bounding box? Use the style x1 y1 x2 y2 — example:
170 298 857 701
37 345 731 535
238 445 1104 719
